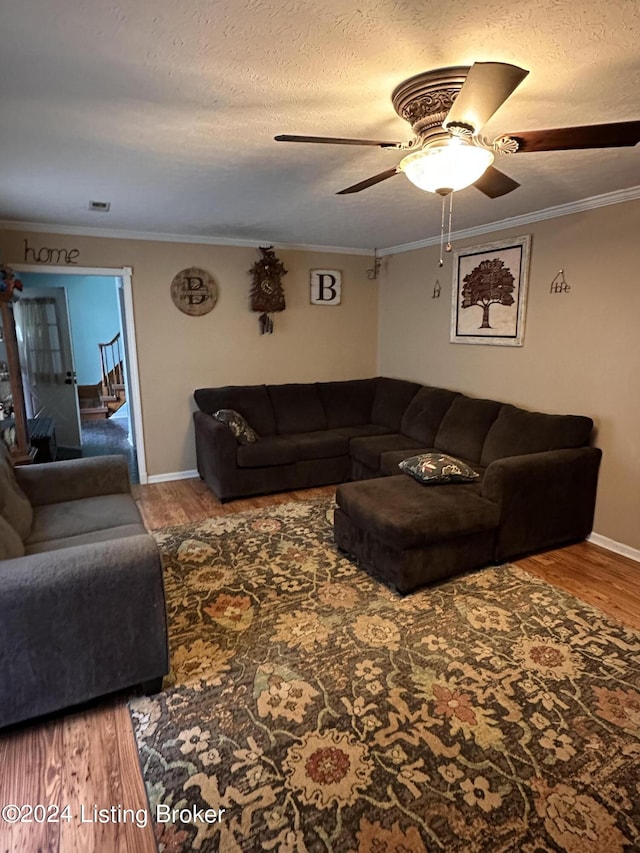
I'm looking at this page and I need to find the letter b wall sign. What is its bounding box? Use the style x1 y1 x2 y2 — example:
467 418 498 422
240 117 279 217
310 270 341 306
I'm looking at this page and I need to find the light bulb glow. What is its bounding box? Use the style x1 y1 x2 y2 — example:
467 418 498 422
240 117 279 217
399 140 494 193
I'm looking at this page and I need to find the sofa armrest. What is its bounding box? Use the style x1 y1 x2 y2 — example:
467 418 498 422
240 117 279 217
481 446 602 561
193 411 238 498
0 534 169 729
15 455 131 506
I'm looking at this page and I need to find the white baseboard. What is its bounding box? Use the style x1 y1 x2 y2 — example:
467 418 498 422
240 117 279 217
147 469 199 484
588 532 640 564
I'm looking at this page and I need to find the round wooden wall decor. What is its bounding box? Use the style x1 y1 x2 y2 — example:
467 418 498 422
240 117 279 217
170 267 218 316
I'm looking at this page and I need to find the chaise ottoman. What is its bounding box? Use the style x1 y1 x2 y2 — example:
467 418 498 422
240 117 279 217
334 475 501 593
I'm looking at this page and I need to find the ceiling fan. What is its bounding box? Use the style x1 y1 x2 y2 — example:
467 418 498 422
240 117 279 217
275 62 640 198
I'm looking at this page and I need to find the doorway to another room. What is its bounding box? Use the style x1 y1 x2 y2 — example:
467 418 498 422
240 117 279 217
12 267 145 484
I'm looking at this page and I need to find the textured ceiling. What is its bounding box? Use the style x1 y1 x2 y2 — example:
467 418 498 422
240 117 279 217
1 0 639 250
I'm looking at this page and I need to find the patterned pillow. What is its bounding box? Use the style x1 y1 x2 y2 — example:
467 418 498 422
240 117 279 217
399 452 479 485
213 409 260 445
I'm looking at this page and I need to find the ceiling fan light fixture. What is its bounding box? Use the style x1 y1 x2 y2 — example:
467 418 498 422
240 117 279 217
399 139 494 193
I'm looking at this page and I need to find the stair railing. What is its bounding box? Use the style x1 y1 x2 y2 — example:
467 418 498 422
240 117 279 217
99 333 123 397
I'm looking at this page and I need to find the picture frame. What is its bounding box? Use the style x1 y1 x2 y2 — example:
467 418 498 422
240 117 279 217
450 235 531 346
310 269 341 305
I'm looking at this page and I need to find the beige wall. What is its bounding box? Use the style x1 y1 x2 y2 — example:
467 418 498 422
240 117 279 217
378 199 640 552
3 202 638 552
0 230 378 477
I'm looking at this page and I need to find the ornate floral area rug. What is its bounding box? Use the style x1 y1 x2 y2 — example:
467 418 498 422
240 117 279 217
129 499 640 852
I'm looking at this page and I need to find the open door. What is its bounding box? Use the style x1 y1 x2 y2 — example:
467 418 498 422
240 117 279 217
15 287 82 449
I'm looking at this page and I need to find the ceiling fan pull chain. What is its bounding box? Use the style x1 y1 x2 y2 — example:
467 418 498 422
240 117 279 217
439 193 446 267
446 191 454 253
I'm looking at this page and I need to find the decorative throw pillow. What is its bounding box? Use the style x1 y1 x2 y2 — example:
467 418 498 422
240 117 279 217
399 452 479 485
213 409 260 445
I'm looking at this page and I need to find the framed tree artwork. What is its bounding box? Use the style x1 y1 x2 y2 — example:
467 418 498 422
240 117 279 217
450 235 531 346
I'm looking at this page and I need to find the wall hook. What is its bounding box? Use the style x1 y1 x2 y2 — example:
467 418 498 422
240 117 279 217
366 249 382 280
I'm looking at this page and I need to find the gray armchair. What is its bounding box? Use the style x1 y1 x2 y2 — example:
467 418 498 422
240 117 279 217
0 451 169 729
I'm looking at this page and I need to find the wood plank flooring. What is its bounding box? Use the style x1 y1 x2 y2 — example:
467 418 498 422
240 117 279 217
0 700 153 853
1 478 638 852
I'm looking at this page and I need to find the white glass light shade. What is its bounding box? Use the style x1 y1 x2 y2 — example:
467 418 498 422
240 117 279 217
399 140 494 193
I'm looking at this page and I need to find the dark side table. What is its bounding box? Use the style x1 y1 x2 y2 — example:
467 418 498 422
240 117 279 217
1 416 57 462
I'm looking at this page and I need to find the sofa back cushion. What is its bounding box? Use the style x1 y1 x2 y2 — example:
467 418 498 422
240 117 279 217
194 386 276 436
268 383 327 434
434 396 502 463
316 379 377 428
0 514 25 559
0 447 33 542
480 404 594 466
371 377 422 431
401 386 458 445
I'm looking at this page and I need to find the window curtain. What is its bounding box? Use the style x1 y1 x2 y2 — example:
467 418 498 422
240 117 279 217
18 297 66 385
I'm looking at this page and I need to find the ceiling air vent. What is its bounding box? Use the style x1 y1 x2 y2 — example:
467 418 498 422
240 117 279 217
89 200 111 212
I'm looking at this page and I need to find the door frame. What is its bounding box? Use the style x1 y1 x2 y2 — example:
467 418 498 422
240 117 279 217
12 264 148 484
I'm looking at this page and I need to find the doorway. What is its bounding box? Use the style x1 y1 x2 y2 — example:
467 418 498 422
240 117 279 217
12 264 147 483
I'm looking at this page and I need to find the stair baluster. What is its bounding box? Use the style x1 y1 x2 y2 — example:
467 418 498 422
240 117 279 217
78 333 127 420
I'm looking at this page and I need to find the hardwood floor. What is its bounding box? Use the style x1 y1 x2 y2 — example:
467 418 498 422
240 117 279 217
519 542 640 632
1 479 638 852
0 700 153 853
132 478 336 530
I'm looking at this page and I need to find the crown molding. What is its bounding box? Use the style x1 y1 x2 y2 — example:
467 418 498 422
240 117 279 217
379 185 640 256
2 184 638 257
0 219 371 257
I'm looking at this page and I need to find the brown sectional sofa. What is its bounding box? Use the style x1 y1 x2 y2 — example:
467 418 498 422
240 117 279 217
193 377 601 591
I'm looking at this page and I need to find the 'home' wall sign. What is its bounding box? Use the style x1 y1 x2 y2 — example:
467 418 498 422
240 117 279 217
24 239 80 265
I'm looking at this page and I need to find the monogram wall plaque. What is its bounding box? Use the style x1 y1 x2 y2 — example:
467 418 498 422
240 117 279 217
170 267 218 316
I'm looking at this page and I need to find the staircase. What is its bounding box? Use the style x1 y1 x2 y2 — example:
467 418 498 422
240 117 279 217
78 333 127 421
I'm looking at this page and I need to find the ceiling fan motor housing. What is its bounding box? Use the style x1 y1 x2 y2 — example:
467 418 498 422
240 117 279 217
391 66 471 147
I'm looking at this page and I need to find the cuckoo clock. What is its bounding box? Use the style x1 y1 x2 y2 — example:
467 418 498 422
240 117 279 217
249 246 287 334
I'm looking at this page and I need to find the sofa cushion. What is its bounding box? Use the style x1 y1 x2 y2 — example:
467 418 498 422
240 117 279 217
334 424 394 439
379 447 432 475
480 404 594 466
316 379 377 428
400 386 458 445
0 449 33 540
336 476 499 550
26 494 143 545
350 434 426 472
434 396 502 463
268 383 327 434
399 453 480 485
371 377 421 430
25 523 148 555
194 385 276 436
0 514 25 559
288 430 349 461
236 436 297 468
213 409 260 444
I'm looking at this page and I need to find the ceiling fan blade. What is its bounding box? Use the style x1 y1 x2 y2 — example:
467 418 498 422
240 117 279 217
275 134 402 148
336 167 400 194
473 165 520 198
497 121 640 152
444 62 529 134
